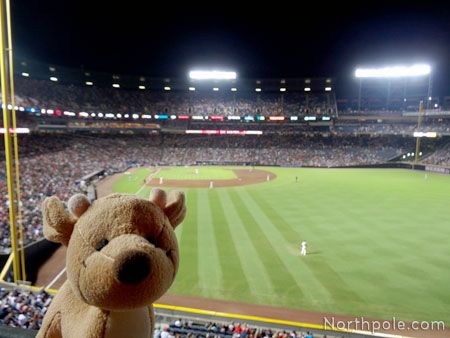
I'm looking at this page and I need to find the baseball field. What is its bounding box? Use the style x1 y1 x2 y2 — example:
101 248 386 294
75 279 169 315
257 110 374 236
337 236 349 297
112 166 450 326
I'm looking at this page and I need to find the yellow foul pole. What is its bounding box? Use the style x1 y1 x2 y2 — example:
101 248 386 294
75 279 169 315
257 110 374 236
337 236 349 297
0 0 20 282
5 0 25 281
414 101 423 164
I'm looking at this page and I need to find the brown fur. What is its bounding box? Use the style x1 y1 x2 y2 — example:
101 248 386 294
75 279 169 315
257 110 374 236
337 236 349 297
37 190 186 338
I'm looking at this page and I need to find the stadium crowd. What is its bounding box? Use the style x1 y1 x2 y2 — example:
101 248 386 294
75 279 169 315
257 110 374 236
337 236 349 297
11 78 337 117
423 141 450 166
0 287 52 330
332 122 450 136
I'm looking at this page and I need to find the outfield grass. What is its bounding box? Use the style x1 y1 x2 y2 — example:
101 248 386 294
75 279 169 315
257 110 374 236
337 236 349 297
113 167 450 324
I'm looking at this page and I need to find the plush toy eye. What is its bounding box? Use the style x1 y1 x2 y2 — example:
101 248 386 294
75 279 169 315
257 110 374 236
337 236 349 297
166 249 172 256
95 238 109 251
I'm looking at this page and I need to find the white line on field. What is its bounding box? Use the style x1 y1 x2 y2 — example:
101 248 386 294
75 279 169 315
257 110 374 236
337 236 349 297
45 267 66 290
136 168 161 195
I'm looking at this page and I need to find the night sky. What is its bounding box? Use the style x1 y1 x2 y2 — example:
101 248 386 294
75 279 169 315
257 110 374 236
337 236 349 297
10 1 450 93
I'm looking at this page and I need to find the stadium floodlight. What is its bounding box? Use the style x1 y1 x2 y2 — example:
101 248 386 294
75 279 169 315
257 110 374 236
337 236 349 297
189 70 237 80
21 72 29 77
112 83 120 88
231 88 237 92
189 87 196 91
138 85 146 90
355 64 431 78
304 87 311 92
50 77 58 82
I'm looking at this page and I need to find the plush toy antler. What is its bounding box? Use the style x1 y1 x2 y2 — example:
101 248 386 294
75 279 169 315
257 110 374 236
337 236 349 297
150 188 186 228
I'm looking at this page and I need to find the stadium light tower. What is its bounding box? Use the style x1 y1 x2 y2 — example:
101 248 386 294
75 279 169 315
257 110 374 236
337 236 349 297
354 63 431 113
355 64 431 78
189 70 237 80
354 64 432 168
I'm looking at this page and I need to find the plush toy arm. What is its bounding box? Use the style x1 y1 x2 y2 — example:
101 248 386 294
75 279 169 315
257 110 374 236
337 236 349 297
36 311 62 338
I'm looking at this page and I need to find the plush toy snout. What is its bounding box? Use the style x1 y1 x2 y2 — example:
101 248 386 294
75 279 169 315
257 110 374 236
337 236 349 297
113 249 151 284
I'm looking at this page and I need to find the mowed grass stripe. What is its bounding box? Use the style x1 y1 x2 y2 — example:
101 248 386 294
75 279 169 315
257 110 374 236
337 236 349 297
209 189 256 303
245 181 367 313
218 190 277 304
228 189 306 308
241 189 332 307
196 189 224 298
170 189 200 295
246 189 302 243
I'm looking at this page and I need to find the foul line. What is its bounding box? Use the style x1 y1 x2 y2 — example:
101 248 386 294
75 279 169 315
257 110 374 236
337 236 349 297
136 168 161 196
45 267 66 290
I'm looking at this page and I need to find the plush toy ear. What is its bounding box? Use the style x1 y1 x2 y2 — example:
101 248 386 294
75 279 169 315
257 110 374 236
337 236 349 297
42 196 78 246
163 190 186 229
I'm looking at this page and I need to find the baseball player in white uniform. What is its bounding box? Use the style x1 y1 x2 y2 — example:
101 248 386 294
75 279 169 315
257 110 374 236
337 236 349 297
301 241 307 256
